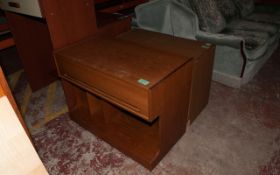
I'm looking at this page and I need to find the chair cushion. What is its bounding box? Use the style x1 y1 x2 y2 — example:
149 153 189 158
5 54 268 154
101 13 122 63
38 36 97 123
233 0 255 17
221 29 269 51
245 13 280 26
189 0 226 33
226 19 279 36
215 0 239 22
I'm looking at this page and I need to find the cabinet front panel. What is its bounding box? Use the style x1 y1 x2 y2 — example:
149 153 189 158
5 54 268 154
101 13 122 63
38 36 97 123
56 56 152 121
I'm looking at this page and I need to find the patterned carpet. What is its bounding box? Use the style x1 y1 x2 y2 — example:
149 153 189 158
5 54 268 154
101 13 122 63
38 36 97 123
8 47 280 175
7 71 68 134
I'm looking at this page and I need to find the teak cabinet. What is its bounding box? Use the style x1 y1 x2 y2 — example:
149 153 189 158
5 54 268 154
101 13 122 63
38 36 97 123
55 35 194 169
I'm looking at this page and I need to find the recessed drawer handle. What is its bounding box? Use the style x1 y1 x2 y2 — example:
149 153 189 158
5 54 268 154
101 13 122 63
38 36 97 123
8 2 20 8
63 73 142 113
93 86 141 112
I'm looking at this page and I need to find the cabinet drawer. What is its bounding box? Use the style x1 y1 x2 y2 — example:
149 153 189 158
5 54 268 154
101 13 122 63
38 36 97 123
55 37 189 122
56 56 152 121
0 0 43 18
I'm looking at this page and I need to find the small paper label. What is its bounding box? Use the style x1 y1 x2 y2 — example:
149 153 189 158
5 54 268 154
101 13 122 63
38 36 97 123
202 45 210 49
202 43 212 49
138 79 150 86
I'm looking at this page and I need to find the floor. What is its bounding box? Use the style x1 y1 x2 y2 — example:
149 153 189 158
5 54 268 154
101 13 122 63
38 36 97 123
2 45 280 175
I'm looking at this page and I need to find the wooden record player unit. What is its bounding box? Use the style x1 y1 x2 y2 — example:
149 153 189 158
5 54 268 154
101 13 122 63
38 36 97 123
55 36 194 169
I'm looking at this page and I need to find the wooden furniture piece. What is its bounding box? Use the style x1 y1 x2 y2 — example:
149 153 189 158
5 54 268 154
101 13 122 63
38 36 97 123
1 0 144 91
0 97 48 175
55 35 194 169
117 29 215 124
0 67 31 139
0 67 48 174
5 11 57 91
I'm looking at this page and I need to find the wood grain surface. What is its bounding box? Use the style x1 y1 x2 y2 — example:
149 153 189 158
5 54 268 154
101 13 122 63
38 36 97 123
0 67 30 138
118 29 215 124
0 96 48 175
55 35 193 169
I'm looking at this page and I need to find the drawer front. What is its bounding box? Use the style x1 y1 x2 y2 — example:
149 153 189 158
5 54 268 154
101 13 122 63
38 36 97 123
56 56 152 121
0 0 43 18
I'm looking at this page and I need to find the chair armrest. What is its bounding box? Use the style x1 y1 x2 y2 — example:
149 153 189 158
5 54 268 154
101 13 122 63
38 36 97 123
169 1 199 40
135 0 199 39
196 31 243 49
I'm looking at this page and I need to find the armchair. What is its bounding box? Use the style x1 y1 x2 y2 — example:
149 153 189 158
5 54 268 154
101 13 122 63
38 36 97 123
134 0 280 87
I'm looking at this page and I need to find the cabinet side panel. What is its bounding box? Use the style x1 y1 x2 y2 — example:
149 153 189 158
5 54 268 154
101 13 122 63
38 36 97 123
5 12 57 91
40 0 98 49
150 60 193 165
188 46 215 123
0 67 31 139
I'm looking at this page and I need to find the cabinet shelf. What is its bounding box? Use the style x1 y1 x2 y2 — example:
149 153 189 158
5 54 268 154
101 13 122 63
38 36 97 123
94 0 147 31
0 23 15 50
95 0 147 14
